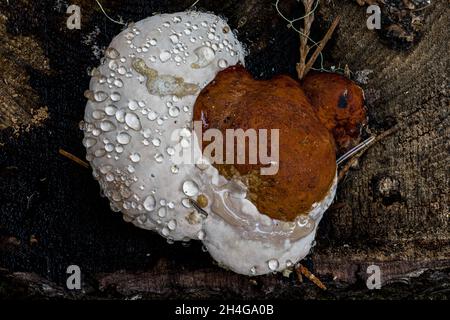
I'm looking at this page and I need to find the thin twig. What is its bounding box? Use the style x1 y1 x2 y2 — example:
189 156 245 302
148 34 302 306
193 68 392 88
95 0 126 26
293 0 340 79
190 0 201 8
303 15 340 77
296 264 327 290
336 135 375 165
59 148 89 169
274 0 319 34
338 126 399 181
338 148 365 182
276 0 343 75
296 0 316 79
373 125 399 142
412 2 433 12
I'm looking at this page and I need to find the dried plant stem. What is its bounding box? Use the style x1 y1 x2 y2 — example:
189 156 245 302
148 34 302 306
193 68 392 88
95 0 126 26
296 263 327 290
296 0 315 79
336 135 376 165
295 0 341 80
59 148 89 169
190 0 201 8
338 148 366 181
304 16 340 77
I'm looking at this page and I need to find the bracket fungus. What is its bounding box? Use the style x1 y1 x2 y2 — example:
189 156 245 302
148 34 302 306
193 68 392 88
82 11 364 276
83 11 245 242
302 72 367 153
192 65 337 275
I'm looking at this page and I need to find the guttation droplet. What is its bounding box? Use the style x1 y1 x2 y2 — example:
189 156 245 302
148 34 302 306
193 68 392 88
128 100 139 110
117 132 131 145
116 109 126 123
158 207 167 217
130 153 141 162
114 79 123 88
297 216 310 227
166 147 175 155
168 106 180 117
148 111 157 121
218 58 228 69
125 112 141 131
110 92 121 102
267 259 279 271
105 47 120 59
181 198 192 208
105 105 117 115
105 143 114 152
94 149 106 157
143 195 156 211
182 180 199 197
154 153 164 163
83 137 97 148
167 219 177 230
159 50 171 62
191 46 215 69
169 34 179 44
94 91 108 102
151 138 161 146
100 120 116 132
117 66 127 75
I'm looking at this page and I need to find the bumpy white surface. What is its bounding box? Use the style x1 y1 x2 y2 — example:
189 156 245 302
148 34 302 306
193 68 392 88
200 173 337 275
83 12 245 241
83 11 337 276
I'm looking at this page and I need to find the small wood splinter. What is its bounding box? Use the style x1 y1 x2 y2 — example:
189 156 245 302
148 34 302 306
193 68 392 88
58 148 89 168
337 126 399 181
296 263 327 290
189 198 209 217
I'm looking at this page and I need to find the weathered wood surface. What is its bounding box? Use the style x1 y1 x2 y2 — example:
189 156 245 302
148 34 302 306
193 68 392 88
0 0 448 299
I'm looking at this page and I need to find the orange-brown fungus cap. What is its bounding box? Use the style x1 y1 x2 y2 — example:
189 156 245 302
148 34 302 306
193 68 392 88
302 72 367 153
193 66 336 221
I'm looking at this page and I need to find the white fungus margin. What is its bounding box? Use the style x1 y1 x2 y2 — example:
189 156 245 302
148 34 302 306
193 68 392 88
82 11 337 276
